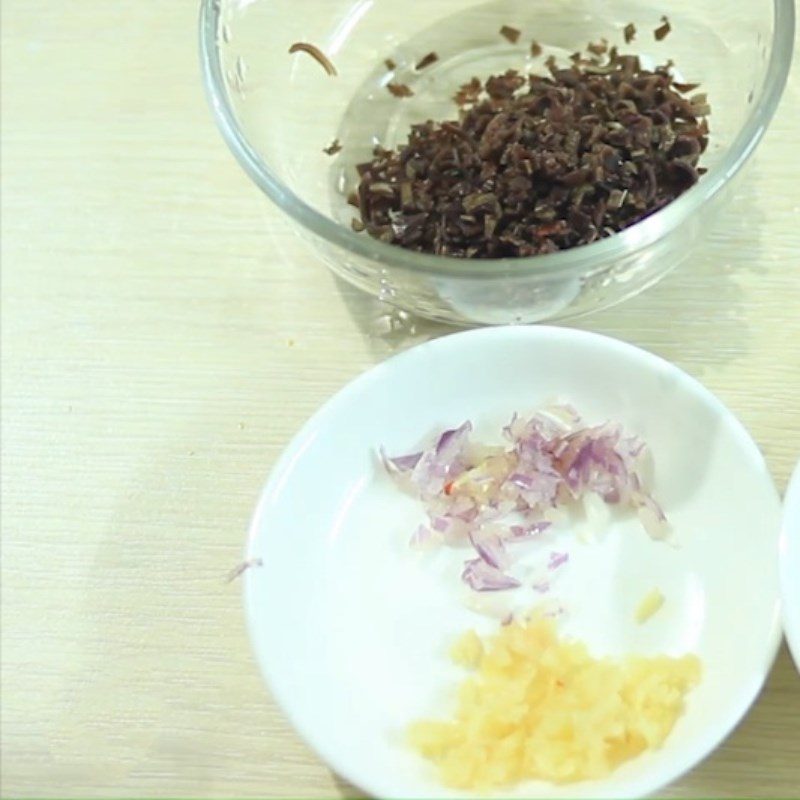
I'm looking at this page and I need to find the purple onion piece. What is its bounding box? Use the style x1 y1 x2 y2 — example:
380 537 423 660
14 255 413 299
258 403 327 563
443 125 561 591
462 558 521 592
508 472 535 490
470 532 509 569
507 521 551 541
435 420 472 458
636 493 670 540
380 447 423 474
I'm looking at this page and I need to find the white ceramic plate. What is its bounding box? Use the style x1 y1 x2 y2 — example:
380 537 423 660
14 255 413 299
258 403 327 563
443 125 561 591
780 460 800 674
243 326 782 799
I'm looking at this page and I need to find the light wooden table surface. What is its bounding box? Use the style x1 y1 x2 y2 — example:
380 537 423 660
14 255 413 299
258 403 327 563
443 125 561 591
2 1 799 797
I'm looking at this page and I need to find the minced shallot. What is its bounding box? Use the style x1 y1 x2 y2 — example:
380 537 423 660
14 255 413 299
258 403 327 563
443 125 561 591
382 405 667 591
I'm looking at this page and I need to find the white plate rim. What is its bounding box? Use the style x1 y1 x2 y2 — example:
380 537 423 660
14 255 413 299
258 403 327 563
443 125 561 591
780 459 800 674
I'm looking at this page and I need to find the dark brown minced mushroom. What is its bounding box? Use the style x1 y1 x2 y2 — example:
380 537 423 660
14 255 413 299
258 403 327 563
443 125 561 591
415 52 439 70
654 16 672 41
387 82 414 98
353 47 709 258
500 25 522 43
288 42 338 76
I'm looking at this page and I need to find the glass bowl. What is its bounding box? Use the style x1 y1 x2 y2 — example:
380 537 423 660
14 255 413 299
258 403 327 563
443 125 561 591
199 0 794 325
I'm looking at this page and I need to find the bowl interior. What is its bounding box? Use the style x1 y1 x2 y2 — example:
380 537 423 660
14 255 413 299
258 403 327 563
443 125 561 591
213 0 776 235
244 326 782 799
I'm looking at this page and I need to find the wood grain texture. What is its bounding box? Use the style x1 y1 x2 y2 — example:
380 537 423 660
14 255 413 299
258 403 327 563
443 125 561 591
1 1 798 797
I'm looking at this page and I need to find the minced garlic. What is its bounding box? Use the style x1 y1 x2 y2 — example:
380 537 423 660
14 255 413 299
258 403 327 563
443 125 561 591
409 617 701 789
636 588 665 623
449 629 484 667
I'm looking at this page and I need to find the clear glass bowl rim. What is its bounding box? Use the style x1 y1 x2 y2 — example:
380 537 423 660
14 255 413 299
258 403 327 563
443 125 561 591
199 0 795 281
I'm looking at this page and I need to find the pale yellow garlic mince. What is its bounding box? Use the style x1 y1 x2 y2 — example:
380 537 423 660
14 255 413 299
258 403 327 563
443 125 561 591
636 588 666 624
409 617 701 789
